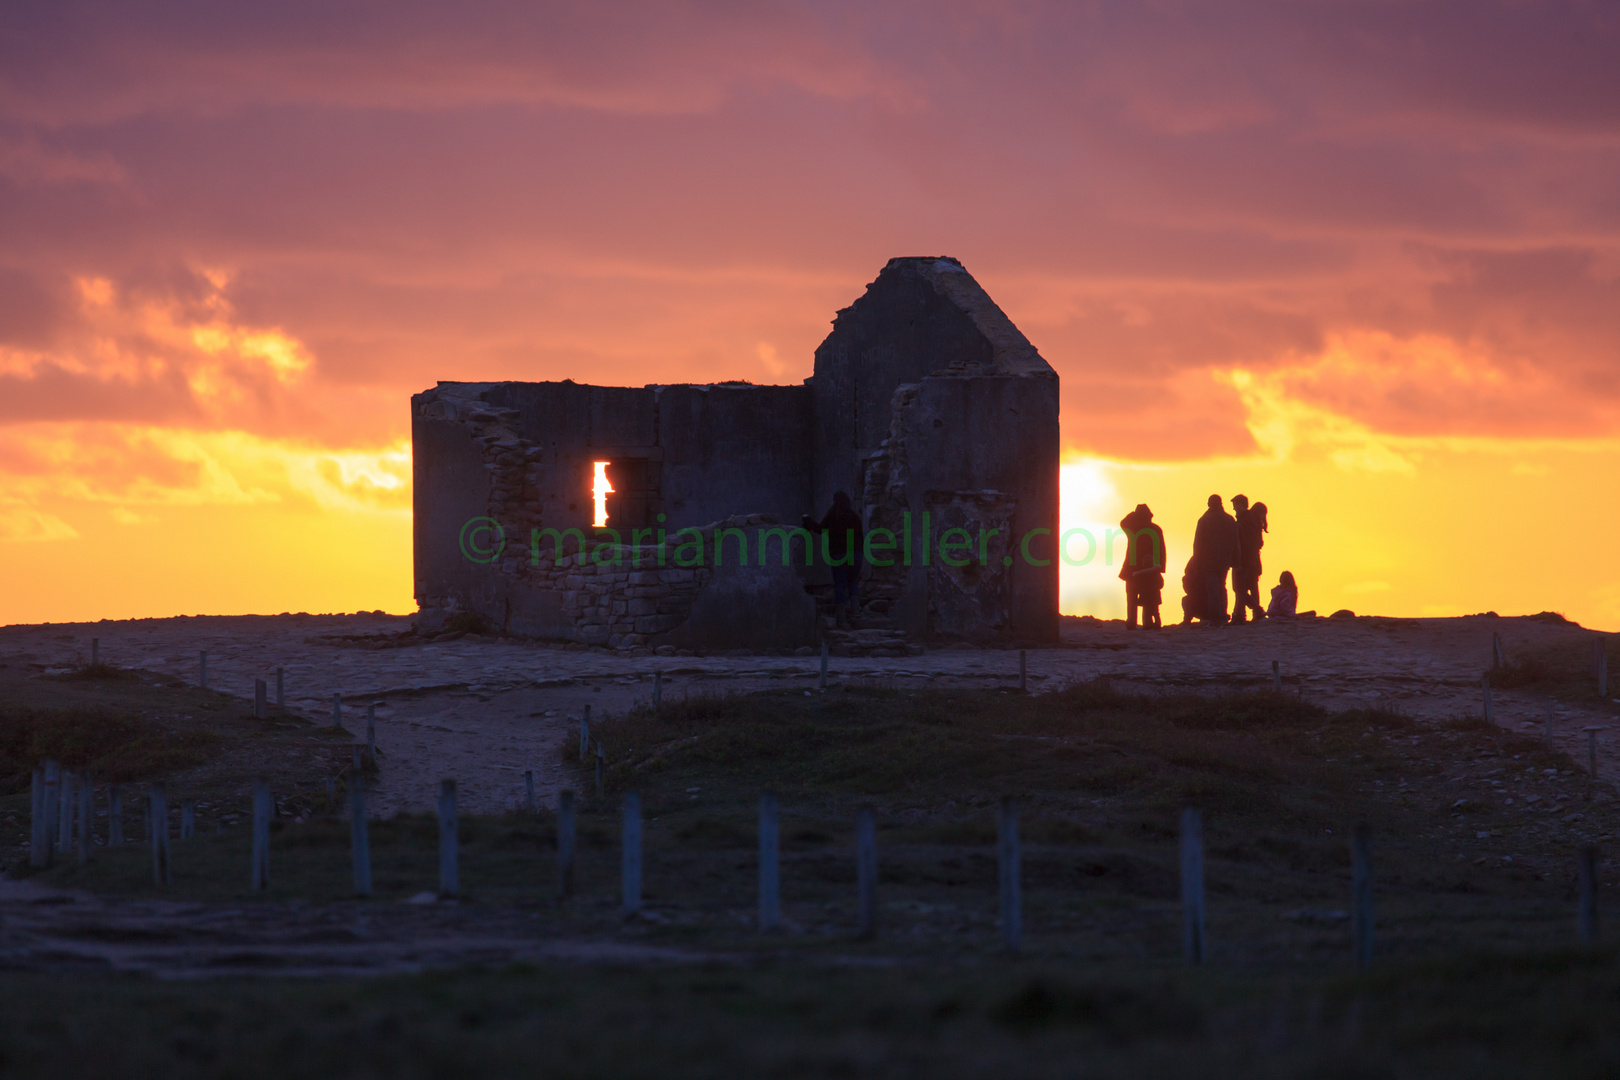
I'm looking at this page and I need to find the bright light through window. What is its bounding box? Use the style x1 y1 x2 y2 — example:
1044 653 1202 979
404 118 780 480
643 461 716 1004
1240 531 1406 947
592 461 613 527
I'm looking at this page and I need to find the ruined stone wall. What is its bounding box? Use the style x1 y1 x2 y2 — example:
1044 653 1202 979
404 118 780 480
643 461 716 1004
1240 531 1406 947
412 384 816 649
860 368 1060 643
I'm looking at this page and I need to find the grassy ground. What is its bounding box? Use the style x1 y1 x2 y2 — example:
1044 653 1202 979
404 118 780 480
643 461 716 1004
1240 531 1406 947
4 953 1620 1078
0 658 361 858
8 670 1620 1075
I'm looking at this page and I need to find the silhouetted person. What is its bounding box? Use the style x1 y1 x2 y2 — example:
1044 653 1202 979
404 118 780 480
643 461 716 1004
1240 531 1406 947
1232 496 1267 624
1267 570 1298 618
1118 504 1166 629
1191 493 1239 626
804 491 863 629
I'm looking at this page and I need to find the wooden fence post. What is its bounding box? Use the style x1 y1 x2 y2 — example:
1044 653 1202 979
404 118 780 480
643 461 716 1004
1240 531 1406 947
1272 660 1282 691
108 785 122 847
42 759 59 864
350 773 371 897
150 784 170 886
29 767 45 868
1579 845 1600 946
856 807 877 939
622 792 642 917
1181 807 1206 965
77 775 93 865
438 779 458 899
759 793 780 931
556 790 576 898
1351 822 1374 971
251 781 271 892
58 771 76 854
1587 726 1603 786
254 679 267 719
999 797 1022 952
1492 631 1506 670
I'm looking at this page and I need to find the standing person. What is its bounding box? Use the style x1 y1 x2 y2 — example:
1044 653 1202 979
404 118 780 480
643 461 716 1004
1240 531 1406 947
803 491 863 629
1191 494 1239 626
1232 496 1267 624
1117 504 1167 630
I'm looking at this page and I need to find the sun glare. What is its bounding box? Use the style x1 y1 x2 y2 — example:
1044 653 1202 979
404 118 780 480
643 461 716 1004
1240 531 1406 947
592 461 613 527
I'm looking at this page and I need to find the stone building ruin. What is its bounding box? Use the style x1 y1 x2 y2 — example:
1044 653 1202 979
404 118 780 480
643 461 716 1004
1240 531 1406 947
412 257 1059 654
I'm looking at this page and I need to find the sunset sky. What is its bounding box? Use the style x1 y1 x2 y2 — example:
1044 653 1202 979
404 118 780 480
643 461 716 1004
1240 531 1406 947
2 2 1617 629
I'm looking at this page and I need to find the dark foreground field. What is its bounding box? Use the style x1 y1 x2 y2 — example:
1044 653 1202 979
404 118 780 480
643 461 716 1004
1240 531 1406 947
5 665 1620 1077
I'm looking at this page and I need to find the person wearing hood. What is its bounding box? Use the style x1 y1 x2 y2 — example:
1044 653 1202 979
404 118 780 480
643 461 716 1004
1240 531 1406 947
1117 503 1166 629
1267 570 1298 618
1191 494 1239 626
1232 496 1268 624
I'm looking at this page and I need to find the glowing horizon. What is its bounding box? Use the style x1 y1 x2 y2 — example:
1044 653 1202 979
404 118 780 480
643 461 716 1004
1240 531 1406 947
2 4 1617 631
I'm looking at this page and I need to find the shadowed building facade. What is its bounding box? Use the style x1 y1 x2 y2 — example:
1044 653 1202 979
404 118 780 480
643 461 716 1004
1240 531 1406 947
412 257 1059 652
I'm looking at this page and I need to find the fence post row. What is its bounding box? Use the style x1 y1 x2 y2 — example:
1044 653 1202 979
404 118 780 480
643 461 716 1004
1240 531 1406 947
998 796 1022 953
77 775 93 865
42 760 59 863
856 807 877 939
251 781 272 892
350 773 371 897
1181 807 1206 965
150 784 170 886
622 792 642 917
1351 822 1374 971
438 780 459 899
1579 845 1600 946
759 793 780 931
29 767 46 868
556 790 577 898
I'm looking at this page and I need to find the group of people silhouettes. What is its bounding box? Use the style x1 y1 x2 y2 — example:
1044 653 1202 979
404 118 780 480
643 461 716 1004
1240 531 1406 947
1117 495 1298 629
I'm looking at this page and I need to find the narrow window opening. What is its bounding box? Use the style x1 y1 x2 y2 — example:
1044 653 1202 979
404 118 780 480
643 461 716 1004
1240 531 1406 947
592 461 614 527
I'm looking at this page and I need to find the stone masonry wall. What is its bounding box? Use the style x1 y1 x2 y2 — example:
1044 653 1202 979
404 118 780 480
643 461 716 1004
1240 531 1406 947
415 387 807 649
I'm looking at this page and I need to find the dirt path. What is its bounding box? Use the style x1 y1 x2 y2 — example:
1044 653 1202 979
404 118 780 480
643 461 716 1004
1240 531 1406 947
3 612 1614 817
0 878 719 978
